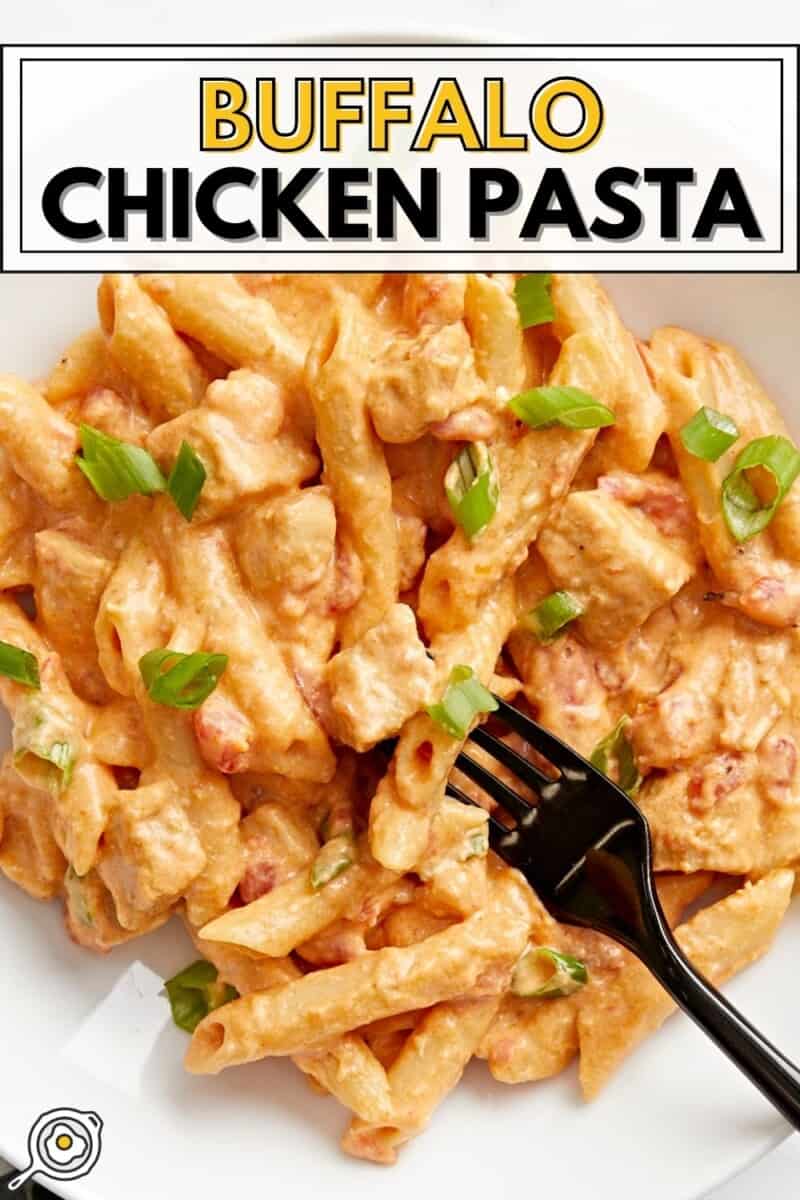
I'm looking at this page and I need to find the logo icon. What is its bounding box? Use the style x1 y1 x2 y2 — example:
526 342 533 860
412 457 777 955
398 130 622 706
8 1107 103 1191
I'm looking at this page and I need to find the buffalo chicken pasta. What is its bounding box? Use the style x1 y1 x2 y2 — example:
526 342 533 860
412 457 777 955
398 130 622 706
0 272 798 1163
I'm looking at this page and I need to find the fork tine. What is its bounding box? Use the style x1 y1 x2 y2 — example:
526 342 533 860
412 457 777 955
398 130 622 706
491 697 594 778
456 751 533 823
469 725 556 794
445 781 508 840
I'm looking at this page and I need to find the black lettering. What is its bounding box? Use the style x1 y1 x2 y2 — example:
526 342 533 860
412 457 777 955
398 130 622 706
591 167 642 240
261 168 324 240
171 168 192 240
195 168 256 240
469 168 520 238
328 168 370 239
693 168 763 240
41 167 103 240
376 168 438 239
107 168 165 239
643 167 695 238
520 168 589 239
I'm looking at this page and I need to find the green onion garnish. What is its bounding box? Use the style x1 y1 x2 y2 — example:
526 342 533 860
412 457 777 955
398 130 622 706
76 424 166 502
426 665 498 740
15 737 75 791
64 865 94 928
513 274 554 329
465 828 489 859
522 591 583 643
510 945 588 998
0 641 40 689
12 698 77 791
721 435 800 543
679 407 739 462
591 716 641 797
508 386 615 431
164 960 238 1034
444 443 499 540
310 834 356 889
167 441 207 522
139 648 228 710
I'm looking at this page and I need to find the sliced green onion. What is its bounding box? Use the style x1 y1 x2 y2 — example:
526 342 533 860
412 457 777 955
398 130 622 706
522 591 583 643
426 665 498 740
444 443 499 540
139 648 228 710
591 716 641 797
64 865 94 928
167 441 207 522
509 386 615 431
465 827 489 859
0 641 40 689
13 699 77 791
510 945 588 998
310 834 356 889
679 406 739 462
164 960 238 1034
721 435 800 543
513 274 554 328
76 423 166 502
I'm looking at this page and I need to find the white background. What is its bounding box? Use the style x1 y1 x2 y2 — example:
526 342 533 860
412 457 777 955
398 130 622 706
1 0 799 1194
4 48 792 269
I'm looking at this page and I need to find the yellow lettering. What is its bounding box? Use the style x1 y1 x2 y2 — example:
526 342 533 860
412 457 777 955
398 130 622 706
322 80 365 151
200 79 252 150
370 79 413 151
412 79 482 151
485 79 527 150
257 79 314 152
529 77 604 153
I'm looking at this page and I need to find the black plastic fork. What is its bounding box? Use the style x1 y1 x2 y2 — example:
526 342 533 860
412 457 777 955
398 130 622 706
449 697 800 1129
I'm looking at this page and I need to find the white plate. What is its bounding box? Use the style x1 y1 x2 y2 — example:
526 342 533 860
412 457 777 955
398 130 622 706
1 269 799 1200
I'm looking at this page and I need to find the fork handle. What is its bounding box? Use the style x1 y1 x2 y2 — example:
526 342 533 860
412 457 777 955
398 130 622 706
643 928 800 1130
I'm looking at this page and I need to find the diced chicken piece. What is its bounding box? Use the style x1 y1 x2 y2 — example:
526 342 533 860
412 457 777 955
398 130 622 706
34 530 114 704
324 604 436 751
639 731 800 875
238 803 319 902
737 574 800 628
507 631 614 758
64 867 170 953
79 386 154 444
369 323 487 443
394 511 427 592
538 490 695 646
402 274 466 329
430 406 498 442
330 539 364 613
629 616 791 771
388 436 454 534
235 487 336 595
146 369 317 521
597 470 702 565
0 756 66 899
97 779 206 928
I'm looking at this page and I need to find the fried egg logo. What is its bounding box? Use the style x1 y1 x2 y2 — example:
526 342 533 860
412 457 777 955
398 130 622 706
8 1107 103 1191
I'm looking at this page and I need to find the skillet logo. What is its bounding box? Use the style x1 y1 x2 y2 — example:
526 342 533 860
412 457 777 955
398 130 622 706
0 44 796 270
6 1108 103 1192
